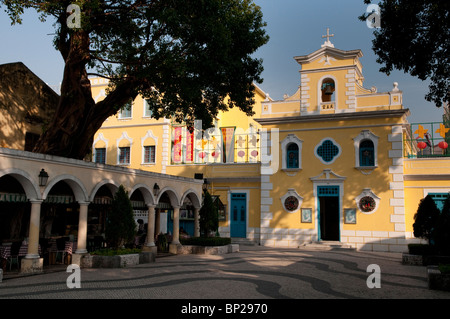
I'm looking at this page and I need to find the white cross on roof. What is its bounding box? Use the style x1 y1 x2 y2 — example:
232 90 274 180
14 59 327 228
321 28 335 48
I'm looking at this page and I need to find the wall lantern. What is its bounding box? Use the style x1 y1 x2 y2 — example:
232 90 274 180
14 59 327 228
153 183 160 197
38 169 49 187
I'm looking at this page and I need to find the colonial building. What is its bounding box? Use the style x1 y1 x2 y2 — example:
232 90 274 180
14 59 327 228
93 33 450 252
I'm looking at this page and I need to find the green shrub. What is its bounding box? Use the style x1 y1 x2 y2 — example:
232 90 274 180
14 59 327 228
180 237 231 246
105 185 137 250
413 195 440 244
199 190 218 237
439 264 450 274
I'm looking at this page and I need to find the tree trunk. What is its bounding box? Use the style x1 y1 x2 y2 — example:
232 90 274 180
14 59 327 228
33 30 138 160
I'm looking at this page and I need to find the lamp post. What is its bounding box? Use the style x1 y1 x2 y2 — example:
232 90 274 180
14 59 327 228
38 169 49 187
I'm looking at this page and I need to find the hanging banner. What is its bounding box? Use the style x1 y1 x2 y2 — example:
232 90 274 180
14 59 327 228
221 127 236 163
185 128 194 163
172 126 183 163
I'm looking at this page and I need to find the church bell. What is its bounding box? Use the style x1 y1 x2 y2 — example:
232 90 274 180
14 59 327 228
324 85 334 95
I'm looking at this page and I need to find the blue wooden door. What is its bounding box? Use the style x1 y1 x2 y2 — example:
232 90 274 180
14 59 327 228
230 194 246 238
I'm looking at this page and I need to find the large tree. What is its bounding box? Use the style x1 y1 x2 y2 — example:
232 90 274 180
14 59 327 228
361 0 449 108
1 0 268 159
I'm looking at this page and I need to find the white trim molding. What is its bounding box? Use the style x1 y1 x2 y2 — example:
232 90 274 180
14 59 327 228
281 134 303 171
314 137 342 165
141 130 158 165
353 130 379 168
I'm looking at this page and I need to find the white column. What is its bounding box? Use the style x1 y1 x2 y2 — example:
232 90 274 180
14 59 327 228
194 207 200 237
146 205 156 247
26 200 43 259
172 206 181 244
76 202 90 254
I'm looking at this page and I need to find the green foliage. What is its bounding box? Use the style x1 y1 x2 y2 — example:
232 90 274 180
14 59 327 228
413 195 440 243
180 237 231 246
105 185 136 250
439 264 450 274
360 0 449 107
199 191 218 237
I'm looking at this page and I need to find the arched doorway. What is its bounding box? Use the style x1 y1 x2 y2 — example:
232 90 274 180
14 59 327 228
0 175 31 242
41 181 79 238
89 184 117 251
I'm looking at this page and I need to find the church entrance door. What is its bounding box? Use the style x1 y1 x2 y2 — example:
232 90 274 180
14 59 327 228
318 186 340 241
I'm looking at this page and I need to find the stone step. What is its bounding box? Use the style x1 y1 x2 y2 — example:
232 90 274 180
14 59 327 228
231 238 258 246
300 241 355 251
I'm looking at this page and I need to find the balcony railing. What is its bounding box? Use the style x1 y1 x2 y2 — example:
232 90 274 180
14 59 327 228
405 122 450 158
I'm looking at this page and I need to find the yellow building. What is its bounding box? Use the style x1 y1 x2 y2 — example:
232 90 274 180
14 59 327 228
0 62 58 151
93 34 450 252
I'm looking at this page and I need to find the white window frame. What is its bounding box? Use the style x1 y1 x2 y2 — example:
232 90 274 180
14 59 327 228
353 130 379 169
141 130 158 165
143 99 153 118
116 132 132 165
118 101 133 119
281 134 303 171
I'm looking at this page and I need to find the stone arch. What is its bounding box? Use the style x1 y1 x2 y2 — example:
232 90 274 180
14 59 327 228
43 174 89 203
129 183 156 206
90 179 120 202
157 186 180 207
317 74 338 107
0 168 41 200
180 189 202 209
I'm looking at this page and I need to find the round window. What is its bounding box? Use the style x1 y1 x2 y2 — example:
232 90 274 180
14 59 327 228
359 196 376 213
284 196 299 212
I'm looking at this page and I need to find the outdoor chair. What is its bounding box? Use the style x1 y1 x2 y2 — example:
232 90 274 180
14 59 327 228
7 242 21 271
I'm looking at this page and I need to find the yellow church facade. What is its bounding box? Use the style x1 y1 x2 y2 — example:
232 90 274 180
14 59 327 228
92 37 450 252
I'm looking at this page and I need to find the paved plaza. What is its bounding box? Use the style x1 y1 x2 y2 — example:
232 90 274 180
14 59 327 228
0 245 449 301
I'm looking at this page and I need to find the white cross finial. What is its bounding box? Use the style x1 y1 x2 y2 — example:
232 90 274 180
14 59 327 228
321 28 335 48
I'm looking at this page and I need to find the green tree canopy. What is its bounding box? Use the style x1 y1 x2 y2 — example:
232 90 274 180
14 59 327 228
1 0 268 159
413 194 440 243
361 0 449 108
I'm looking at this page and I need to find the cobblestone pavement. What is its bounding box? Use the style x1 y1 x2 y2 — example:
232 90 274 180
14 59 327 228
0 246 449 301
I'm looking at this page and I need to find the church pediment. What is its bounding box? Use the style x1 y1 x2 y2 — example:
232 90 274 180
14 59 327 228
295 46 363 68
310 169 346 182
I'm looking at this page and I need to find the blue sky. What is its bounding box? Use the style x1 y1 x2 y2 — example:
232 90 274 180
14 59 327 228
0 0 443 124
